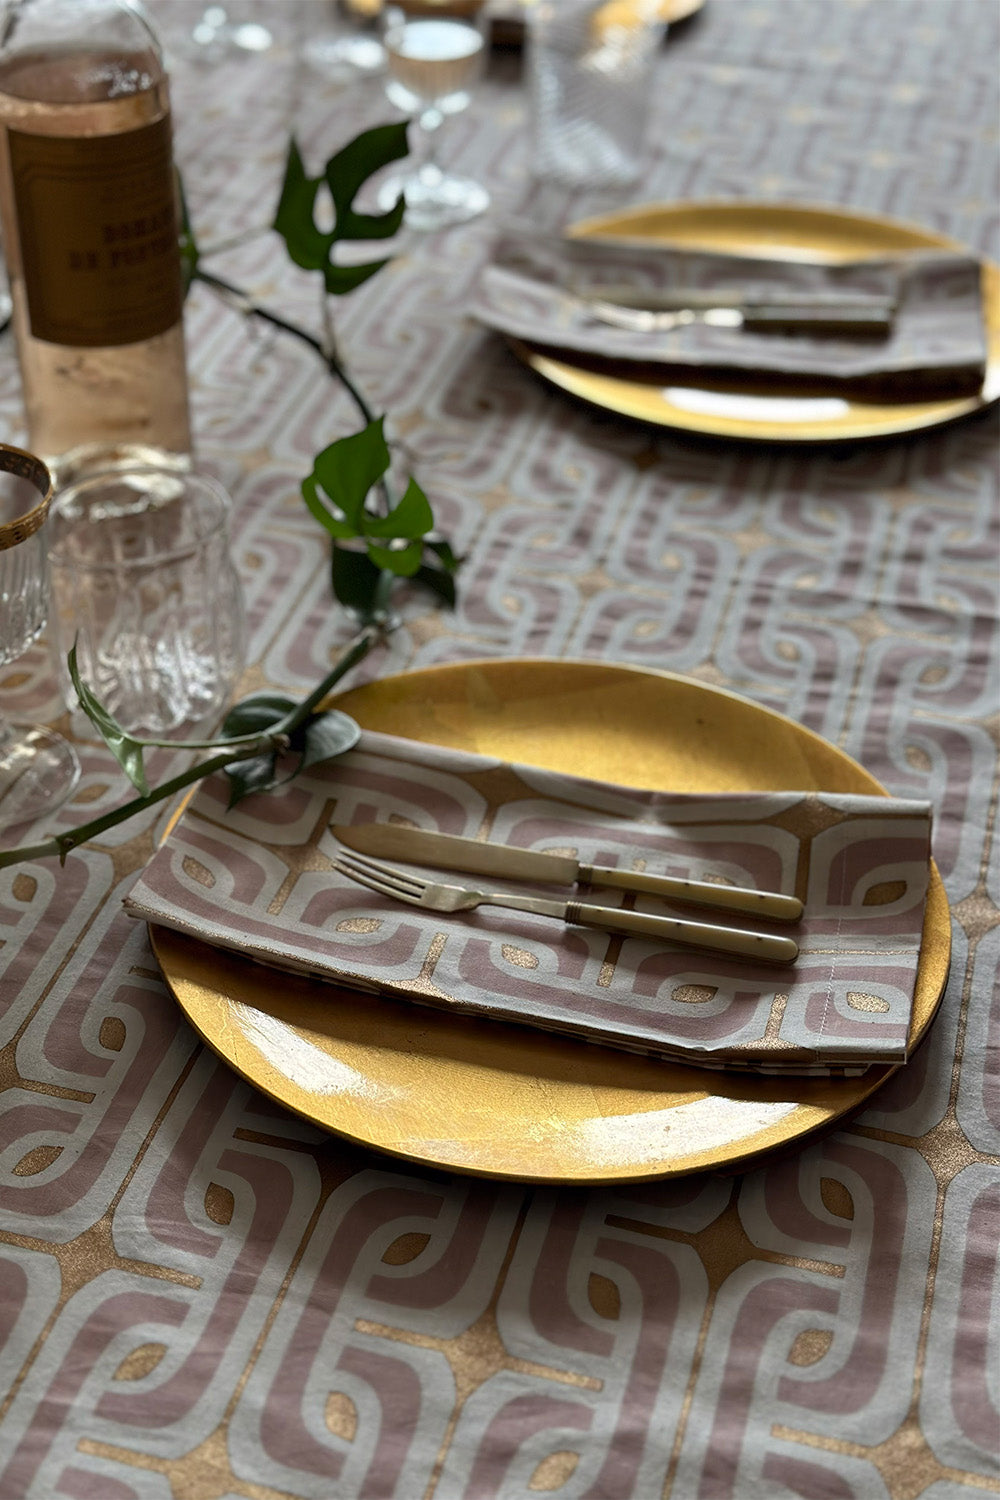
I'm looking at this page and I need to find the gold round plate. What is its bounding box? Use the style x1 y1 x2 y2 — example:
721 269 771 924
489 0 705 46
515 201 1000 444
152 659 950 1183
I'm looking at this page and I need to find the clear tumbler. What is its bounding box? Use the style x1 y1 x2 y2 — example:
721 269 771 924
48 467 246 736
526 0 665 187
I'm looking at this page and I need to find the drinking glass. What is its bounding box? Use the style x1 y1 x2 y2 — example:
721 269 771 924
0 444 79 829
304 0 386 80
48 467 246 737
376 1 490 230
189 5 273 61
527 0 665 186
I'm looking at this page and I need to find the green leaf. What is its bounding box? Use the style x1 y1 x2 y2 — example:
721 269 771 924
221 692 297 739
412 561 457 608
67 643 149 795
424 536 462 573
226 752 280 809
322 257 394 296
272 126 408 297
364 477 433 540
324 123 409 242
226 708 360 807
367 539 423 576
303 419 391 535
300 480 358 540
272 137 331 273
297 710 361 771
331 544 385 615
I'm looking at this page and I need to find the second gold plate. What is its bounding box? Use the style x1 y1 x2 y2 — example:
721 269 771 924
516 201 999 444
151 660 950 1183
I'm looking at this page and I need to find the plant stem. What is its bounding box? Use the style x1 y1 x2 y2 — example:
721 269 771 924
197 224 274 258
195 266 406 521
0 739 275 869
276 624 380 727
0 627 381 870
194 267 377 428
195 266 399 512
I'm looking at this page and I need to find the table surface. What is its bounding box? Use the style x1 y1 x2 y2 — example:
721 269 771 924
1 2 997 1497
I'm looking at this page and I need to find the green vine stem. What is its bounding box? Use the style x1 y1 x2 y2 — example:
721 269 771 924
0 130 443 873
194 265 399 520
194 267 378 429
0 625 380 870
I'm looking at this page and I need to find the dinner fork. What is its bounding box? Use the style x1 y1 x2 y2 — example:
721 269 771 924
333 852 799 965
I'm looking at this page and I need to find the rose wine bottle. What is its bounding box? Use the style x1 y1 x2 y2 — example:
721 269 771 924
0 0 191 477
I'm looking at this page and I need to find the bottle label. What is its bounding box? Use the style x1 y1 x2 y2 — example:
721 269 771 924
8 115 183 347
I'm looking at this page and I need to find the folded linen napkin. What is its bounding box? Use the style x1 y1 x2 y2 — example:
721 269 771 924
125 731 933 1076
471 232 986 397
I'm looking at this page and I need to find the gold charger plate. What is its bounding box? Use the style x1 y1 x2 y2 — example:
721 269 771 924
488 0 705 44
152 659 950 1183
515 201 1000 444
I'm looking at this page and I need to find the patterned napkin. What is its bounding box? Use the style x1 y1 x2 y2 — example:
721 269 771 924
471 232 986 397
125 731 933 1076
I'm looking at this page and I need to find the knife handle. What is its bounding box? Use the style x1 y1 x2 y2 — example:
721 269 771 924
579 865 803 924
741 302 894 334
564 902 799 966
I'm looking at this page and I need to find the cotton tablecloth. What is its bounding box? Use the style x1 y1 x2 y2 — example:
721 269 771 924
0 2 997 1496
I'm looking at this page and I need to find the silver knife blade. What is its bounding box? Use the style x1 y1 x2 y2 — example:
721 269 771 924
579 284 897 315
332 823 803 923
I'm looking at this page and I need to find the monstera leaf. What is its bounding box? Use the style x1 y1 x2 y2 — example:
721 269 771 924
273 125 409 295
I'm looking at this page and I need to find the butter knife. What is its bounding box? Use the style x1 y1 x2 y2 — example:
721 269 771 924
332 823 803 923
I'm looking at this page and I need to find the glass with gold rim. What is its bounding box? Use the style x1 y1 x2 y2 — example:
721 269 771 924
149 659 950 1184
0 443 80 829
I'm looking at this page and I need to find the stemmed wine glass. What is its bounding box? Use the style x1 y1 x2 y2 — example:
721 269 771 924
376 1 490 231
0 445 79 830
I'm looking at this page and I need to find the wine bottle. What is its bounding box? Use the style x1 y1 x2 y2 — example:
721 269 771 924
0 0 191 477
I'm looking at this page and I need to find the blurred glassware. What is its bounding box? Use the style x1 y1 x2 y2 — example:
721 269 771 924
303 0 387 80
48 467 246 737
0 444 79 829
189 5 273 61
527 0 666 186
375 0 490 230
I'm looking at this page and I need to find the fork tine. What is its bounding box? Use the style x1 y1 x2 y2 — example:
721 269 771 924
333 857 412 903
338 851 427 895
334 852 426 902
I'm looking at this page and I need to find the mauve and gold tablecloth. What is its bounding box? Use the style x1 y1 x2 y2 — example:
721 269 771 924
1 2 997 1497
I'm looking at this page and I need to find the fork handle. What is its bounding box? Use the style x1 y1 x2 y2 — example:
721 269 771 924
563 902 799 966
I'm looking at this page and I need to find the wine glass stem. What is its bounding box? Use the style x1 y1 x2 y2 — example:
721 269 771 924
416 106 445 183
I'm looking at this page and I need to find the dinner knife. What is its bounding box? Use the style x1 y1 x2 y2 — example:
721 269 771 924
580 284 897 313
332 823 803 923
584 295 895 336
